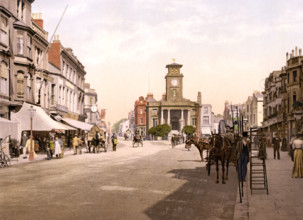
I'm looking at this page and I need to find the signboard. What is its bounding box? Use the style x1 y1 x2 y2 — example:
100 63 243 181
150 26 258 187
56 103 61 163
65 81 74 90
38 71 54 83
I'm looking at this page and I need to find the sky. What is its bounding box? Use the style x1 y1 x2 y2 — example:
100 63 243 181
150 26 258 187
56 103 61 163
32 0 303 125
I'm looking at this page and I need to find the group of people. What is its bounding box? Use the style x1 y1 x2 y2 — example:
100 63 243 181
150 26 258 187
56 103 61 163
236 130 303 182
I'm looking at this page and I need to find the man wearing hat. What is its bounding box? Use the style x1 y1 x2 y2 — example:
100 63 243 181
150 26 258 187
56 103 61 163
237 131 251 182
72 134 82 155
272 132 281 159
292 130 303 178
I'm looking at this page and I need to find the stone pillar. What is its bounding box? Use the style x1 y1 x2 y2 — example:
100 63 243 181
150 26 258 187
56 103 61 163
180 109 184 131
167 109 170 125
161 109 164 125
188 110 191 125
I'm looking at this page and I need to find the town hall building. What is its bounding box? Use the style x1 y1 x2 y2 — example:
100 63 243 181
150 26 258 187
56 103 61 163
146 62 201 136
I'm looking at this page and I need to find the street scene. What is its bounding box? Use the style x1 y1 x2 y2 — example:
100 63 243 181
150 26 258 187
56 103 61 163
1 0 303 220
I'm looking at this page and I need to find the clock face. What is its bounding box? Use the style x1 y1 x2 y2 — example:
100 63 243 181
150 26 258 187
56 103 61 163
171 79 178 86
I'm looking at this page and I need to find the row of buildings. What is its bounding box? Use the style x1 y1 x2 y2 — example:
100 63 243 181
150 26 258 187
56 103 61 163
0 0 103 140
119 62 222 138
223 46 303 142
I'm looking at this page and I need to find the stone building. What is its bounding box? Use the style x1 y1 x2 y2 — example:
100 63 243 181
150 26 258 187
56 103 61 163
200 104 214 136
84 83 100 125
242 91 263 131
0 0 52 119
48 36 86 121
146 62 201 136
134 96 147 136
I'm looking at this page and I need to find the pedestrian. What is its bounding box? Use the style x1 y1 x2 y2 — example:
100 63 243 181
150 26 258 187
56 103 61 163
291 130 303 178
25 137 37 158
111 133 117 151
54 136 62 158
49 137 54 158
20 132 28 159
73 134 82 155
289 134 296 161
258 135 267 159
59 136 64 158
272 133 281 159
236 131 251 182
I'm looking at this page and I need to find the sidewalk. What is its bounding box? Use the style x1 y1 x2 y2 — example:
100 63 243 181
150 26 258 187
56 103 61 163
9 148 78 166
235 147 303 220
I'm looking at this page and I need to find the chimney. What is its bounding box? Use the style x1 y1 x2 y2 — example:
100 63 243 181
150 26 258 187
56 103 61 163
295 47 298 56
299 49 302 56
292 50 294 58
286 52 288 60
197 91 202 104
33 12 44 29
48 37 61 69
53 34 60 42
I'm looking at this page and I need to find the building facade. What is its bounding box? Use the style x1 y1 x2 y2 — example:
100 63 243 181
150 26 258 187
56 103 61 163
200 104 214 136
48 36 86 121
134 96 147 136
242 91 263 131
146 62 201 136
0 1 55 120
84 83 100 125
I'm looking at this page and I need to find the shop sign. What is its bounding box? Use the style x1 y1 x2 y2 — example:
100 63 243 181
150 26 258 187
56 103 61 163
66 81 74 90
56 104 68 113
38 71 54 83
65 113 79 120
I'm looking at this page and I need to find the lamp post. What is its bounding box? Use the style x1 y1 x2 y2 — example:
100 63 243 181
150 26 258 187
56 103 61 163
28 105 36 161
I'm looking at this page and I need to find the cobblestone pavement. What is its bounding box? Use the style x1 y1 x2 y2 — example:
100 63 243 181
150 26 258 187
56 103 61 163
0 140 238 220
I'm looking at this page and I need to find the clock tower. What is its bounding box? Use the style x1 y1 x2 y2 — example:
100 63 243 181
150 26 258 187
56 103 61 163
165 62 184 101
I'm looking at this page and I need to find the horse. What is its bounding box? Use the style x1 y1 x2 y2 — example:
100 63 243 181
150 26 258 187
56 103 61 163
133 134 143 147
208 133 238 184
171 134 182 148
185 137 210 161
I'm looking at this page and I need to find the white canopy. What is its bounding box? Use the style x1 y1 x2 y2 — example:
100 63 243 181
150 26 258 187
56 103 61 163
62 118 94 131
11 102 70 131
0 117 18 139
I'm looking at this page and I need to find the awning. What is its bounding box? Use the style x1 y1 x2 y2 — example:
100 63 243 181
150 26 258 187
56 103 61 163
0 117 18 139
61 118 94 131
11 102 70 131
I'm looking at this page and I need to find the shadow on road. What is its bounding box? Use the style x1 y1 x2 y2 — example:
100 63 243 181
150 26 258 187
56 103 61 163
177 160 202 163
144 165 238 220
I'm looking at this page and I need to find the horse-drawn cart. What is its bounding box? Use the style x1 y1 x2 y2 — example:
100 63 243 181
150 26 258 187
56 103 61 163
88 125 107 153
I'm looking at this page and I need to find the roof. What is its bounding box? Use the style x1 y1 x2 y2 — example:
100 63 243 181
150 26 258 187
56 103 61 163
61 118 94 131
165 63 183 68
11 103 70 131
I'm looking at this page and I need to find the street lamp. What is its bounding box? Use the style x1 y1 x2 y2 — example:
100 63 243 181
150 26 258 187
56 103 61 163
28 105 36 161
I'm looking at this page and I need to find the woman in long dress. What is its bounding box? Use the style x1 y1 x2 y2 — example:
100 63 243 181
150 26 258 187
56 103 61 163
54 137 62 159
292 131 303 178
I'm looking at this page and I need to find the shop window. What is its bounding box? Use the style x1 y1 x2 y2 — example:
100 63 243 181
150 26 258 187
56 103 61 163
0 16 8 45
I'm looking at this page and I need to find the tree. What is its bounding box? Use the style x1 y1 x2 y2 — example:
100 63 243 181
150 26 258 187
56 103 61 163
147 124 171 138
112 118 127 133
182 125 196 136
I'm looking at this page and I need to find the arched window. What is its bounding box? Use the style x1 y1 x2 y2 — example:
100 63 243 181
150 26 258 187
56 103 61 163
0 61 8 95
16 71 24 98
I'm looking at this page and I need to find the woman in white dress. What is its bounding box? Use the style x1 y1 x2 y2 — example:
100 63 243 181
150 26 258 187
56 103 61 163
54 137 62 158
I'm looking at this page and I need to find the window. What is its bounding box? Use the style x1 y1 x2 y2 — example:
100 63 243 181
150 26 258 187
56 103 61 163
153 118 158 127
62 61 65 74
17 32 24 55
140 108 143 114
62 87 65 101
293 70 297 82
65 65 69 77
247 105 249 112
293 91 297 106
17 0 25 21
17 71 24 98
152 109 158 115
51 84 55 105
59 86 61 104
27 35 31 58
140 118 143 125
69 67 72 80
192 118 197 126
0 61 8 95
26 74 31 100
89 97 92 105
203 107 208 114
172 89 176 97
203 116 209 125
0 16 8 45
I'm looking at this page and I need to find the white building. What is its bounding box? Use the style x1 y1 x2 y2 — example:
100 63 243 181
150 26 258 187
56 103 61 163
119 119 130 137
200 104 214 136
84 83 100 125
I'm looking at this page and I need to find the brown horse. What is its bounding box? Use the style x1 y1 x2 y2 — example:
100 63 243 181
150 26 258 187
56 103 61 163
185 137 210 162
208 133 237 184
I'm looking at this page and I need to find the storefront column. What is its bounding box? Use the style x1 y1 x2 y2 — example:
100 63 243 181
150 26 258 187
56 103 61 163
188 110 191 125
167 109 170 125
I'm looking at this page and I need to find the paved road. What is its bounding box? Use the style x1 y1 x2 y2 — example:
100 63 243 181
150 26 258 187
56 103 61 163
0 140 238 220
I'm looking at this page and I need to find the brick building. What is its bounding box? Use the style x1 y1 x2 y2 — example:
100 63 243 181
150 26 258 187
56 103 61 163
134 96 147 136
